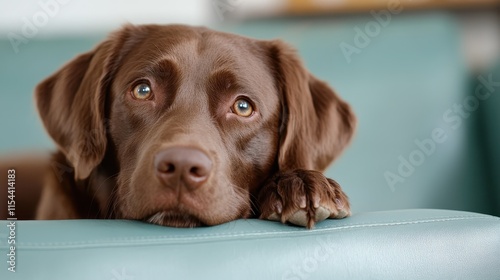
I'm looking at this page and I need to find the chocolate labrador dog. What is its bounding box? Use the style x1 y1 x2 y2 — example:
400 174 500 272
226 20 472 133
33 24 355 228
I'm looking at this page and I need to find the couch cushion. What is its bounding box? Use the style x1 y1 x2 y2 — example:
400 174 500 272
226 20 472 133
1 209 499 279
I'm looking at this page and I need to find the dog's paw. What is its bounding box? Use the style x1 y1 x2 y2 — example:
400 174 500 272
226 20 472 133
257 169 350 229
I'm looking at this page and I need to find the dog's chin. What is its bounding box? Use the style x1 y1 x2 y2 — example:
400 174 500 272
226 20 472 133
143 211 204 228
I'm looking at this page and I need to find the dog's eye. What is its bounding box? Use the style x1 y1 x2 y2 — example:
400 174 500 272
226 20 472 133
232 98 254 117
132 83 152 100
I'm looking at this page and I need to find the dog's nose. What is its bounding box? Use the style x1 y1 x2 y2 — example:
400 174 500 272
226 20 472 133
154 147 212 190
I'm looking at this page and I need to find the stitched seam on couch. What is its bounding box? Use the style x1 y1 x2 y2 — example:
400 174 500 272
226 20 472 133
7 215 499 250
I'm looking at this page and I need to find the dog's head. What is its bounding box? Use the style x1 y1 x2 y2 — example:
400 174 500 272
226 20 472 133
35 24 355 227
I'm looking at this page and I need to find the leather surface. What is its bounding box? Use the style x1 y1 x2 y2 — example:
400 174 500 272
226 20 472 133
1 209 499 280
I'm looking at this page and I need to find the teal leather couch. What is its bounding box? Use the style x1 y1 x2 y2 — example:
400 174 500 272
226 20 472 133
2 210 499 279
1 12 499 279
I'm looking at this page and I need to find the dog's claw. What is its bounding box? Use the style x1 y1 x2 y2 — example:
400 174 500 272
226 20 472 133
258 169 350 229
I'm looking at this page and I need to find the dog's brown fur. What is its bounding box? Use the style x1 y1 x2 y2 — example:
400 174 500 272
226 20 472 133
30 24 356 228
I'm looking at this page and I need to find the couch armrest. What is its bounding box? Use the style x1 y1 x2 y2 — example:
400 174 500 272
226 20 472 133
1 209 499 279
481 61 500 215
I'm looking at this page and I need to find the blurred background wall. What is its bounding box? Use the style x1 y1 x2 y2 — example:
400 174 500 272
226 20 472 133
1 0 499 215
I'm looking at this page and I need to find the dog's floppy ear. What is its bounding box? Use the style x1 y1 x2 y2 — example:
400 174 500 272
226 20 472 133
266 40 356 171
35 25 138 180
